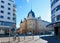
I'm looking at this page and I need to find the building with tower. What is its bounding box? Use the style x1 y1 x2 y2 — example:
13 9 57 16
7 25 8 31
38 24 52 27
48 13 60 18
0 0 16 35
19 10 52 34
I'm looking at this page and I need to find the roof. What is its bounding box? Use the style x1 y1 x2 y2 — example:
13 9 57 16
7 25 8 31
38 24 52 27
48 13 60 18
20 20 23 23
27 10 35 17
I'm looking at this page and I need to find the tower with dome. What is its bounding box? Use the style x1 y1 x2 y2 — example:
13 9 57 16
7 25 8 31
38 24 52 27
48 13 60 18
19 10 52 34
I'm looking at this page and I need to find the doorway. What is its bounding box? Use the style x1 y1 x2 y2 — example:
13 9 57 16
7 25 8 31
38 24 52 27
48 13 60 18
5 29 9 35
54 27 58 36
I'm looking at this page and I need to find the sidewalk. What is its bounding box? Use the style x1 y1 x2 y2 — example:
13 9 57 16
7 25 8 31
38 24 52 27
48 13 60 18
41 36 60 43
13 36 48 43
0 36 48 43
19 38 48 43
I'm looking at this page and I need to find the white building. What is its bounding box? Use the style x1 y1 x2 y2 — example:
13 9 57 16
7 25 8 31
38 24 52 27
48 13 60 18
47 0 60 36
0 0 16 34
51 0 60 23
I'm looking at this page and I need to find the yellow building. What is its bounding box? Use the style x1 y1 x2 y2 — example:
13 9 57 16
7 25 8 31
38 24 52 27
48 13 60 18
19 10 52 34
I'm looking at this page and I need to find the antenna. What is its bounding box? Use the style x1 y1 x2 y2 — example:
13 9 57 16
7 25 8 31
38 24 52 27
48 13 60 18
30 0 32 10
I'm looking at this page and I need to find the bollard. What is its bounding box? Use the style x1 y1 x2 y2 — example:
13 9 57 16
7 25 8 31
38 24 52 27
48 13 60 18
18 36 20 42
13 37 16 41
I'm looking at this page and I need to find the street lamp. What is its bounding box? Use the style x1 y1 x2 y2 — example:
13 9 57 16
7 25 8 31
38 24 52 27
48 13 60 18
11 24 16 41
9 28 11 43
8 26 11 43
24 29 25 40
32 29 34 40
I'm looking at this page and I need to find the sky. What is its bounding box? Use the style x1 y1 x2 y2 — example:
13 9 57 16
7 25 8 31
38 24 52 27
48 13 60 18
15 0 51 28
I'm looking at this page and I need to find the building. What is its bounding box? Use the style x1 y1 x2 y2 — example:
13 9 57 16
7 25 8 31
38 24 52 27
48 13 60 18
19 10 51 34
47 0 60 36
0 0 16 35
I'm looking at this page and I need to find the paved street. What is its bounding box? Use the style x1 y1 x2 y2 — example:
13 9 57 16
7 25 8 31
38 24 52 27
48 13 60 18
1 35 60 43
0 36 48 43
41 36 60 43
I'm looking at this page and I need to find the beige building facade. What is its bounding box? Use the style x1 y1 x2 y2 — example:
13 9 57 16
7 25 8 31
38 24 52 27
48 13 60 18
19 10 52 34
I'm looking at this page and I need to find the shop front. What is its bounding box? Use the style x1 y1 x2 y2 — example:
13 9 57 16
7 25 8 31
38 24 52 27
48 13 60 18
47 22 60 36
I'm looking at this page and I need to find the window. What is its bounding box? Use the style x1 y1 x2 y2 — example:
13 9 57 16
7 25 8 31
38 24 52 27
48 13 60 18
0 16 4 18
51 8 56 14
13 4 16 8
51 5 60 14
6 22 10 26
51 0 59 7
0 10 4 13
56 5 60 11
7 17 10 20
0 21 4 25
13 18 15 20
8 12 10 15
8 7 11 10
1 5 4 8
13 13 15 16
57 15 60 21
1 0 4 3
13 9 16 12
52 18 55 22
8 3 11 5
55 0 59 2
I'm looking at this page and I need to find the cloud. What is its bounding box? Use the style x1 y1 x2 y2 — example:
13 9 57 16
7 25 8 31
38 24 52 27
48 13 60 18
26 0 29 3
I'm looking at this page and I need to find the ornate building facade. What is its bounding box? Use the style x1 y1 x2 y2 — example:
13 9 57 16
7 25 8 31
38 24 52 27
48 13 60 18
19 10 51 34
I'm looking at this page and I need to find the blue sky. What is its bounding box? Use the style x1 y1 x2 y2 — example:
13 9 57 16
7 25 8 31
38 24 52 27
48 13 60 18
15 0 51 28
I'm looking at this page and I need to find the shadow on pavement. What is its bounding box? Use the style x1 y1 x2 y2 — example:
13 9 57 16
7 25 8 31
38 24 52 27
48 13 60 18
40 36 60 43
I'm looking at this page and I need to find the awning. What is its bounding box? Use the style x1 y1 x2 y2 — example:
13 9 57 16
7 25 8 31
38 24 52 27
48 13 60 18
46 21 60 27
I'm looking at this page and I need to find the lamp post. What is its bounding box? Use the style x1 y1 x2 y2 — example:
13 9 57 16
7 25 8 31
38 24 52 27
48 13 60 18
8 26 11 43
11 28 15 42
32 29 34 40
11 24 16 41
24 29 25 40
